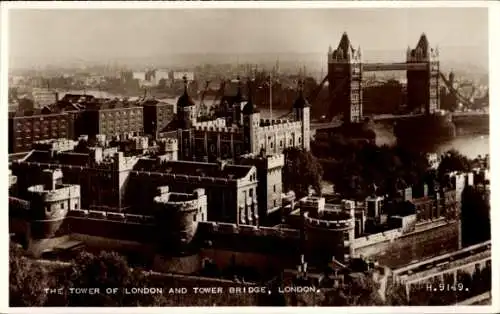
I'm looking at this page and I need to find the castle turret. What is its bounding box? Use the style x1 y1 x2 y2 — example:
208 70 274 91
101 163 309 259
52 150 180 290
157 138 178 161
177 75 197 129
293 79 311 151
232 76 245 126
153 186 207 254
26 169 81 242
303 197 356 265
243 79 260 154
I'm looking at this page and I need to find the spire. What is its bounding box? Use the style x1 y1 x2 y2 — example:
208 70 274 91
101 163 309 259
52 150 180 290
294 78 310 109
234 75 244 104
243 77 259 115
416 33 429 54
337 32 351 52
183 75 188 94
177 75 195 108
246 77 253 103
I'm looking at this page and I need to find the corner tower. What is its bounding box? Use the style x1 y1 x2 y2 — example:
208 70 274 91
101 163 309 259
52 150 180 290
406 33 440 114
232 76 245 126
293 79 311 151
26 169 81 240
153 186 207 254
177 75 197 129
243 79 260 155
327 32 363 123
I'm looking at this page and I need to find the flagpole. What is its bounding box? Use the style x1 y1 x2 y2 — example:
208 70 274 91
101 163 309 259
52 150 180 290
269 71 273 121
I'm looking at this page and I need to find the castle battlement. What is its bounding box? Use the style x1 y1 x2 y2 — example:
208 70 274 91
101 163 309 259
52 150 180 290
113 152 140 171
154 186 207 213
27 184 81 203
194 125 242 134
352 228 404 249
66 209 156 225
130 170 239 185
239 153 285 169
259 120 302 133
33 138 78 153
304 212 355 230
158 138 178 149
200 221 300 239
194 118 226 128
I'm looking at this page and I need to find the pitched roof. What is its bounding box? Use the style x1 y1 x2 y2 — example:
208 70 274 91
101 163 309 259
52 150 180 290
336 32 355 56
415 33 429 53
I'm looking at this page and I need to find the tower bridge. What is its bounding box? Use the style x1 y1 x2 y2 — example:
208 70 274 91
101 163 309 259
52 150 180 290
277 32 481 126
326 32 440 123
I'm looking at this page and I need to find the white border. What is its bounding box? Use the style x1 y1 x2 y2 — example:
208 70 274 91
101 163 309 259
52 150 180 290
0 1 498 314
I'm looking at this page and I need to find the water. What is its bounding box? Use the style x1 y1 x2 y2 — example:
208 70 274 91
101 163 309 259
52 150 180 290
260 108 490 158
435 134 489 159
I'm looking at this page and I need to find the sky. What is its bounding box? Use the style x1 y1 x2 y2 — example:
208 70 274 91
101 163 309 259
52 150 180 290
7 8 489 69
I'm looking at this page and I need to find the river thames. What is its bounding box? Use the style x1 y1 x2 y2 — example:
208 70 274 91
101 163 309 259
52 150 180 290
260 108 490 158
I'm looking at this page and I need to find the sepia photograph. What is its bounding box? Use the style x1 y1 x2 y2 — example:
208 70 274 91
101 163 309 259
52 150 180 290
2 1 497 312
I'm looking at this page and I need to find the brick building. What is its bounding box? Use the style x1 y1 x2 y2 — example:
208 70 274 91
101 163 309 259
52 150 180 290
82 101 144 138
142 99 176 138
8 111 73 153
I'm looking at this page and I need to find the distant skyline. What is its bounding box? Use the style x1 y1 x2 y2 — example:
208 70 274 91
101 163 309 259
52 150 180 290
8 8 488 70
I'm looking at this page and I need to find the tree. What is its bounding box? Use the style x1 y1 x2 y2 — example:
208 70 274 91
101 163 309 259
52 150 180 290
312 138 430 201
283 147 323 198
461 185 491 246
9 243 52 307
49 251 169 306
438 149 473 178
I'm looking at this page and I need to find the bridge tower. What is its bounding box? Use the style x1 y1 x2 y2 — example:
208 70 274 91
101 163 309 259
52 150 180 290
406 33 440 115
327 32 363 123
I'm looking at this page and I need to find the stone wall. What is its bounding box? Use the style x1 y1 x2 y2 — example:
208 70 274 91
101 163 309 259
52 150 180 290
355 220 459 269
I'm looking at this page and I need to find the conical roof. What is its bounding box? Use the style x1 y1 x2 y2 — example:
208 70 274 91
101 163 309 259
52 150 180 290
176 76 195 108
337 32 352 52
415 33 429 53
233 76 245 104
243 79 259 115
293 79 310 108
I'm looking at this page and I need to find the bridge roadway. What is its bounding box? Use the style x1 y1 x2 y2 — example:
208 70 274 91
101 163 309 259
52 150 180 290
362 62 428 72
310 111 489 131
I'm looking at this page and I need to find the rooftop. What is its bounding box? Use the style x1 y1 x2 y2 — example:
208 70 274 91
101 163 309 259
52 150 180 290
133 159 254 180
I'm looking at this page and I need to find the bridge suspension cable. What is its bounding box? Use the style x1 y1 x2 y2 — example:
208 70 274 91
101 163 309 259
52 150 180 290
276 75 330 119
276 75 349 121
197 80 211 118
439 71 477 108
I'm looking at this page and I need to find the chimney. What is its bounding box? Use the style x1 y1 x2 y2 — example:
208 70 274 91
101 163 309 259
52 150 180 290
42 169 63 191
217 159 227 171
157 186 170 197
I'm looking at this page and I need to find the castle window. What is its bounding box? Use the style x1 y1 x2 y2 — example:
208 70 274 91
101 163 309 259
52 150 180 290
249 189 253 198
344 231 350 241
274 200 277 207
298 137 302 143
74 203 78 209
289 139 292 145
273 185 276 193
193 215 197 222
60 203 64 209
270 142 273 148
280 140 283 147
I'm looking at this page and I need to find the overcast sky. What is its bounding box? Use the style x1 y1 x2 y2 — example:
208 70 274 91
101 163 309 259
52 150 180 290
8 8 488 69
